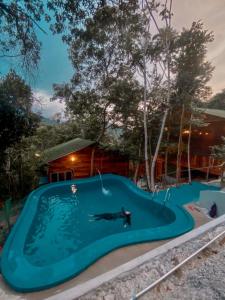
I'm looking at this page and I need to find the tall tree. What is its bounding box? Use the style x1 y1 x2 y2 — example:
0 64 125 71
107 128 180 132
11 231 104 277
0 70 39 199
173 21 214 183
52 2 145 176
53 2 143 141
205 89 225 110
137 0 174 190
0 70 39 156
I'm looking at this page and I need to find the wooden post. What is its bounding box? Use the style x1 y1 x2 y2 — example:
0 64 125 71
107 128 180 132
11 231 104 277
133 161 140 183
176 104 185 184
206 156 214 182
90 147 96 177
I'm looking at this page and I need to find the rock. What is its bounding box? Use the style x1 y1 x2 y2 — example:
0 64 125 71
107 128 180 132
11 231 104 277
79 223 225 300
103 294 115 300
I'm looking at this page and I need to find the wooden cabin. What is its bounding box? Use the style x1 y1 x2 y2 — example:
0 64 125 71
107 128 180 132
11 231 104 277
169 108 225 178
43 138 129 182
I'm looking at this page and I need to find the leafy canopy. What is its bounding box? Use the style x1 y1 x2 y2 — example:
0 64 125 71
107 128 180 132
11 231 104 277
0 70 39 156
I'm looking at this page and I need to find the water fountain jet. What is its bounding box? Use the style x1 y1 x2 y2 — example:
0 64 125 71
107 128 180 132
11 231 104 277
97 169 111 196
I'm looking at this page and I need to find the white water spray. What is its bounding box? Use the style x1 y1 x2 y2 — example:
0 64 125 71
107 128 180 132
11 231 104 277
97 169 111 196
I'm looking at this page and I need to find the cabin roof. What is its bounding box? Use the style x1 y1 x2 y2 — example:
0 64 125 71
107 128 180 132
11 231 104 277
198 108 225 119
43 138 95 162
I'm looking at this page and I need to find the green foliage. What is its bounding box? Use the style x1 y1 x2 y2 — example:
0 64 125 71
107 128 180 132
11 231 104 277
0 70 39 200
211 137 225 160
47 1 140 43
53 2 144 144
0 2 215 190
0 1 46 71
0 120 81 200
52 3 215 172
172 21 214 108
0 70 39 157
0 0 135 72
167 21 214 160
205 89 225 110
2 198 12 231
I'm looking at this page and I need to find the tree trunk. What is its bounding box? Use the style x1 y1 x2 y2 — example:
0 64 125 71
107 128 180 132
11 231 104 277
206 156 210 182
90 147 96 176
164 110 172 178
5 153 13 198
176 104 185 183
164 126 171 178
143 56 151 190
187 113 192 184
148 129 152 172
3 199 12 232
18 151 24 194
90 102 109 177
133 162 140 183
206 156 214 182
150 109 168 190
144 0 172 191
133 143 141 182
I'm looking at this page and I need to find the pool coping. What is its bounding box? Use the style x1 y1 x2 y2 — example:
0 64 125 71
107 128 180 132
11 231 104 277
45 213 225 300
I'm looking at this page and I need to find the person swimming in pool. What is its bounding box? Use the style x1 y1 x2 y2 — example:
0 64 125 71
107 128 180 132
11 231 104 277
90 207 131 227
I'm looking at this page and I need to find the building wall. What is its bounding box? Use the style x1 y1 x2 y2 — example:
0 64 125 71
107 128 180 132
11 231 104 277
48 146 129 182
163 114 225 178
189 115 225 156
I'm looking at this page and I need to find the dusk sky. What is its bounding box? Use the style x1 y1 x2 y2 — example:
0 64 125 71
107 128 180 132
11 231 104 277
173 0 225 94
2 0 225 118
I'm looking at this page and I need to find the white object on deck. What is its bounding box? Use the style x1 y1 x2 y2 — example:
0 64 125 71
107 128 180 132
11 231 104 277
137 178 146 189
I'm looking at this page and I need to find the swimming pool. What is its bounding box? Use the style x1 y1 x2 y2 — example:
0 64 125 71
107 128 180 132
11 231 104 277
1 175 218 291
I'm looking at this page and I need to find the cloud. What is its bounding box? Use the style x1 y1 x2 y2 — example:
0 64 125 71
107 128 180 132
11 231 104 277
173 0 225 94
32 89 66 119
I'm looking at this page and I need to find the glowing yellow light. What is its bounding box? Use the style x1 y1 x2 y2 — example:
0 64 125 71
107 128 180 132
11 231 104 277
35 153 40 157
70 155 76 162
183 130 190 134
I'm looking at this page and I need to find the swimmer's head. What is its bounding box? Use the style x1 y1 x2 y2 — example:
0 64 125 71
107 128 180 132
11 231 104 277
71 184 77 193
125 211 131 216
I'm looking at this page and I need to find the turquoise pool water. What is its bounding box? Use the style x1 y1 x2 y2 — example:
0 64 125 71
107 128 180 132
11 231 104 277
24 180 175 267
1 175 218 291
155 181 219 206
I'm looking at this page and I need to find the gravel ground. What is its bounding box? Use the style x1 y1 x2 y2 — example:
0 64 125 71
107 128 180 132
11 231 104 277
79 223 225 300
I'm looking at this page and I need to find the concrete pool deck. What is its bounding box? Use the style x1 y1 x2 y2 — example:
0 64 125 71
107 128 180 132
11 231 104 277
79 217 225 300
0 203 213 300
